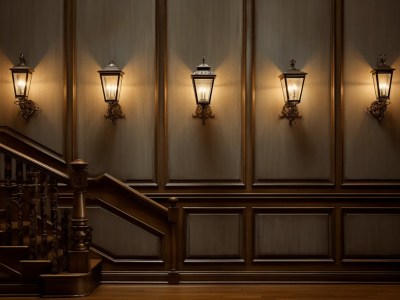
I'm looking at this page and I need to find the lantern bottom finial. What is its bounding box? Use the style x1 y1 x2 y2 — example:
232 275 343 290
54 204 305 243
279 103 302 126
368 100 388 122
105 102 125 125
193 104 215 125
15 97 39 120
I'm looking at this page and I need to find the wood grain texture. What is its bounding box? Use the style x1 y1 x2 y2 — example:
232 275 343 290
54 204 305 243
50 283 400 300
87 206 162 259
184 208 244 259
343 209 400 258
253 0 333 183
167 0 243 183
75 0 156 181
0 0 65 155
343 0 400 181
254 209 332 259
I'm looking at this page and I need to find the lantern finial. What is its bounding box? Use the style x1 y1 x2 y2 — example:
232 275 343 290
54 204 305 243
377 53 386 67
18 53 27 66
289 59 296 70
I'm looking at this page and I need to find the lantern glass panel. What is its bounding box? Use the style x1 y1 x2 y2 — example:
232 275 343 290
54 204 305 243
194 78 214 104
377 72 392 99
12 71 32 98
286 77 304 102
280 77 288 102
101 74 121 102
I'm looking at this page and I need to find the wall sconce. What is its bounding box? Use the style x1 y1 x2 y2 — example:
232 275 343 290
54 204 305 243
98 61 125 125
191 58 216 124
279 59 307 126
368 54 395 121
9 53 38 120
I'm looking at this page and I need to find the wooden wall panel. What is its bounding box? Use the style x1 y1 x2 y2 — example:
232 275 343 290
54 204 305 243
343 209 400 259
76 0 156 182
343 0 400 181
253 0 333 184
184 208 244 261
166 0 243 184
254 208 333 260
0 0 65 156
87 206 162 259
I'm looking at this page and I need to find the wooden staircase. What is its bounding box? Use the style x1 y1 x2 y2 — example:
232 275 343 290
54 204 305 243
0 245 101 296
0 128 102 296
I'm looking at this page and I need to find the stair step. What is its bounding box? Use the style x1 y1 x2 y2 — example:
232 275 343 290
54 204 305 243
20 259 52 279
0 283 39 296
0 246 29 272
0 246 29 260
41 259 101 297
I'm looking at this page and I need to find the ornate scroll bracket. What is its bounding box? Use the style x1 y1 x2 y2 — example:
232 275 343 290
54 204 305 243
279 103 302 126
15 97 39 120
367 100 389 122
105 102 125 125
192 104 215 125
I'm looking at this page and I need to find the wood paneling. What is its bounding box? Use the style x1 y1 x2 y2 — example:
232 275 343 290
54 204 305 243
75 0 156 182
254 208 333 261
253 0 333 184
166 0 243 184
184 208 244 261
87 206 163 259
343 0 400 182
0 0 65 156
343 208 400 259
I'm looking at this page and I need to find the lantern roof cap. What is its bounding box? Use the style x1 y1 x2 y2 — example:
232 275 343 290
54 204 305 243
192 58 216 76
98 60 125 75
279 59 307 78
10 53 33 71
373 54 395 71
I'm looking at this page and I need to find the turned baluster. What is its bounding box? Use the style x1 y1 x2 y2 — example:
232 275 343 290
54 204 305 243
16 161 24 245
49 176 60 273
168 197 180 284
39 174 48 259
60 209 70 271
27 169 40 259
4 155 13 245
68 159 90 273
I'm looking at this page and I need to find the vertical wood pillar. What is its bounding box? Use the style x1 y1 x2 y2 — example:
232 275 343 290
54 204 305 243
68 159 90 273
168 197 179 284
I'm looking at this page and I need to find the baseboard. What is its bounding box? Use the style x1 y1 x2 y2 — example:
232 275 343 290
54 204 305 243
97 270 400 283
0 283 39 296
101 271 169 283
177 271 400 283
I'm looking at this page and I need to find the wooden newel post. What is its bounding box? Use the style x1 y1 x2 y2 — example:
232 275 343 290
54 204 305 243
168 197 180 284
68 159 90 273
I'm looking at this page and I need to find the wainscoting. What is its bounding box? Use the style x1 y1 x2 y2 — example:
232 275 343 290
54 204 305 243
66 192 400 283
